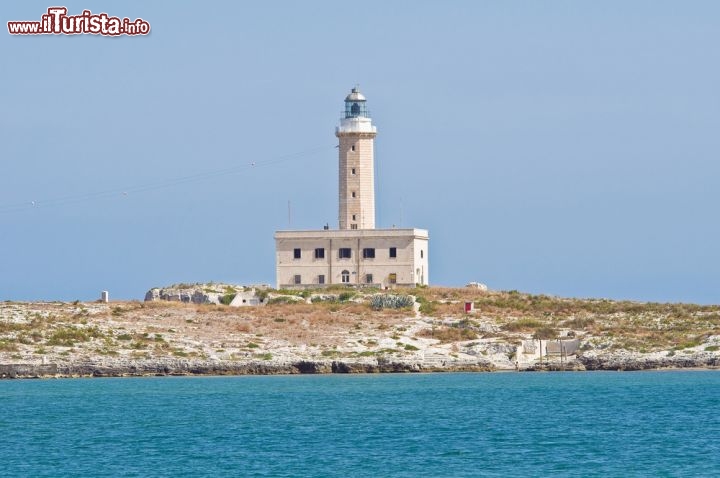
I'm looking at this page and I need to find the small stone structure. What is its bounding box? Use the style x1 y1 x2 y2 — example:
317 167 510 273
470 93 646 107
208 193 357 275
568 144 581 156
516 339 580 365
229 289 264 307
144 284 266 306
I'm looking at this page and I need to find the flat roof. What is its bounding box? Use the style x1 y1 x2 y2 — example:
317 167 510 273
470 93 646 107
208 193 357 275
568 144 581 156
274 228 428 240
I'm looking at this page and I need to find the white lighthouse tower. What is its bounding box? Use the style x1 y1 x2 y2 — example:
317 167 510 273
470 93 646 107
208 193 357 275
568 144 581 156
336 87 377 230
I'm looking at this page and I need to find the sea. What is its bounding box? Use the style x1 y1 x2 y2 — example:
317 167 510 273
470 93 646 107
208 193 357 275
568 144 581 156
1 371 719 477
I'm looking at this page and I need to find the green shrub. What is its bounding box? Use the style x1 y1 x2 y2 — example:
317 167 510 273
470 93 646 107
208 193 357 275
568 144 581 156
46 326 102 346
219 293 236 305
533 326 558 340
339 292 355 302
370 294 414 310
419 327 477 343
418 298 437 316
267 296 301 305
674 339 701 350
503 318 544 332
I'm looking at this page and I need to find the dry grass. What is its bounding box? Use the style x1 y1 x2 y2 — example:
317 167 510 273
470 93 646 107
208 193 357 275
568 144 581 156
1 288 720 362
416 326 478 343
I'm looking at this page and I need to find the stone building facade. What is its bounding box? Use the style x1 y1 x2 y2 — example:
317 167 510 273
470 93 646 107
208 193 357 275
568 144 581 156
275 228 428 289
274 88 429 289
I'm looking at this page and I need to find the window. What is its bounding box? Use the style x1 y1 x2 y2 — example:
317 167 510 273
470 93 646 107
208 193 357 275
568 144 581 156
351 224 358 230
421 249 424 259
389 247 397 258
314 248 325 259
318 275 325 285
362 248 375 259
352 214 356 220
293 275 301 285
389 273 397 284
366 274 373 284
293 248 301 259
351 191 356 198
339 248 351 259
351 168 356 175
351 145 355 152
341 270 350 283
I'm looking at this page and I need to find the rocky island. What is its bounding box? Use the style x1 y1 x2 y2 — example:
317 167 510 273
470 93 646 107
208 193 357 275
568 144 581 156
2 285 720 378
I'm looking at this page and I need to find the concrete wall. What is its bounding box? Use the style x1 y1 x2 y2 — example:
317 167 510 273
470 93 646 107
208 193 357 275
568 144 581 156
516 339 580 365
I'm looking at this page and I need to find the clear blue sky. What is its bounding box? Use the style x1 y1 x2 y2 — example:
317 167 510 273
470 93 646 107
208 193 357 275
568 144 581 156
2 1 718 304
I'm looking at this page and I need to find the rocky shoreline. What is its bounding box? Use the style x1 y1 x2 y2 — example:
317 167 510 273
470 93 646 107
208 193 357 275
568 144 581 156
3 351 720 379
576 351 720 371
0 357 494 379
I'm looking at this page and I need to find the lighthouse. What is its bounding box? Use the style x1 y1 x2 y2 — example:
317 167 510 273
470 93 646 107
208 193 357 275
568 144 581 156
336 87 377 230
274 87 429 289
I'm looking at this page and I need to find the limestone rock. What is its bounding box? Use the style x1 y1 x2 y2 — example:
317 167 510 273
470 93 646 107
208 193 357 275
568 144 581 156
144 283 262 305
466 282 488 291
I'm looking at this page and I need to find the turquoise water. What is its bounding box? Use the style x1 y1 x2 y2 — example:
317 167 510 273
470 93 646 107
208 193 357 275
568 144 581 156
1 372 719 477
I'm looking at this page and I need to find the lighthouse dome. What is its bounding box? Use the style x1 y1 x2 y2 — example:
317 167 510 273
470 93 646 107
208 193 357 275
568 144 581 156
345 87 366 102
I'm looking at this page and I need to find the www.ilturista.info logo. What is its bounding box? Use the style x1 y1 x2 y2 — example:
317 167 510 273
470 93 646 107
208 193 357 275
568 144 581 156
8 7 150 36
